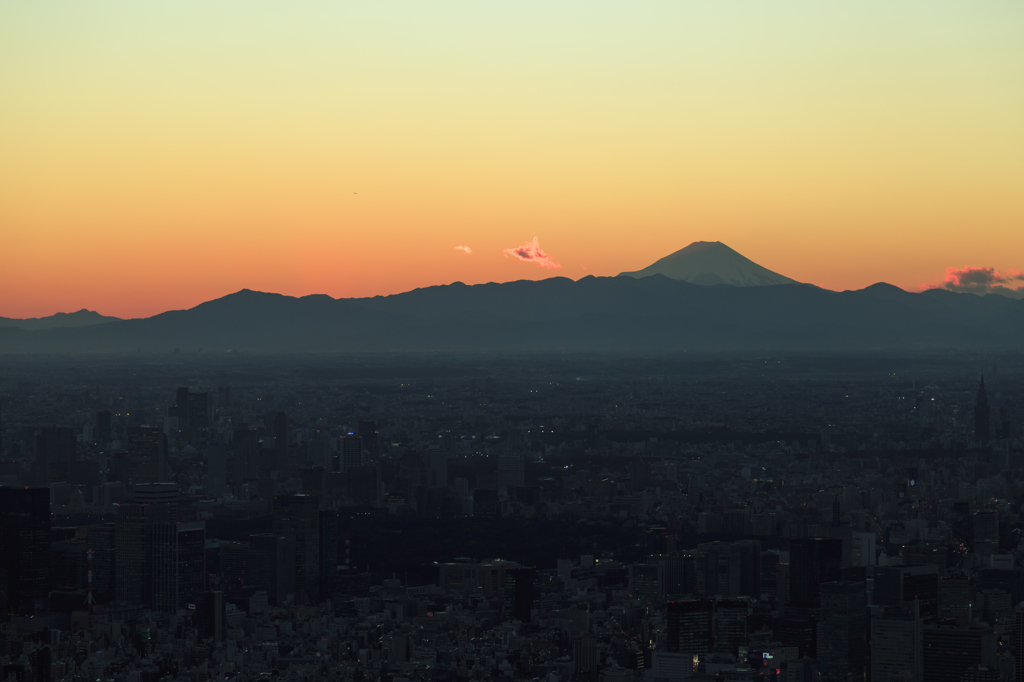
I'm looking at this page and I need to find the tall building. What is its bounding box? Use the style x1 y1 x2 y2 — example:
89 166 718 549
247 533 296 605
267 412 288 459
151 520 205 613
1014 603 1024 682
497 452 524 489
133 482 178 521
127 426 167 487
198 590 224 643
34 427 76 484
86 522 116 604
973 512 999 558
358 420 379 457
572 634 598 678
940 573 971 625
818 581 866 682
922 623 996 682
774 617 817 659
697 540 761 597
871 602 922 682
340 436 363 471
504 566 535 622
666 600 713 655
114 502 173 606
233 428 261 482
714 599 748 655
176 388 190 430
0 487 50 614
96 410 112 445
272 494 320 604
975 376 990 445
874 565 940 618
788 538 843 615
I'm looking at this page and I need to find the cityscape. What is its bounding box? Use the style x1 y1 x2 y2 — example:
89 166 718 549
0 351 1021 682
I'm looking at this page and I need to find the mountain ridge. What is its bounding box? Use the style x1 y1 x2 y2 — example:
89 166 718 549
1 275 1021 354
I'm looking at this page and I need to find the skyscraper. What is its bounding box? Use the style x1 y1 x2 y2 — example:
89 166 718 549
973 511 999 558
871 602 922 682
666 600 713 655
114 502 172 606
34 427 76 484
151 520 205 613
922 623 996 682
340 435 363 471
96 410 112 445
127 426 167 487
874 565 940 618
503 566 535 622
788 537 843 616
0 487 50 614
272 494 320 604
818 581 866 682
975 376 990 445
247 533 296 605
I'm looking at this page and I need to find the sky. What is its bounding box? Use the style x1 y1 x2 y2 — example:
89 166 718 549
2 2 1022 319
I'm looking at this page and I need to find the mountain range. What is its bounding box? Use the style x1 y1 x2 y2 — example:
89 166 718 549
1 243 1022 354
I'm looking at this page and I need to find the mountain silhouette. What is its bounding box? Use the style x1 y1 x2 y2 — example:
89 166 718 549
1 276 1022 354
0 309 121 331
618 241 799 287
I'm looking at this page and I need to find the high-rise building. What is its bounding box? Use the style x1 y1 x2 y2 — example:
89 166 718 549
667 600 713 655
818 581 866 682
788 538 843 615
340 436 363 471
34 427 76 484
0 487 50 614
127 427 167 487
133 482 178 521
973 512 999 558
151 520 205 613
96 410 112 445
497 452 524 489
572 634 598 677
233 428 261 482
1014 603 1024 682
198 590 224 643
874 565 940 618
357 421 379 458
922 623 996 682
714 599 748 656
871 602 922 682
176 388 190 430
267 412 288 459
504 566 535 622
774 616 817 659
247 533 296 605
189 392 210 430
975 376 990 445
114 502 173 606
272 494 320 604
940 573 971 625
697 540 762 597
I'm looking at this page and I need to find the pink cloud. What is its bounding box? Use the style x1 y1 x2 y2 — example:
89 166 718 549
580 263 587 270
922 265 1024 295
454 245 472 255
503 237 561 270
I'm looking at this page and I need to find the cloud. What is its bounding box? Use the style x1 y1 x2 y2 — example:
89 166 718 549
503 237 561 270
924 265 1024 296
454 245 472 255
580 263 587 271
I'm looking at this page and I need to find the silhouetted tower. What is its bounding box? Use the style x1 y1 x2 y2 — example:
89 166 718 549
975 376 990 445
0 487 51 614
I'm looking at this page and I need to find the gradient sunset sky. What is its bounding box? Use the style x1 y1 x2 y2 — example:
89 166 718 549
2 2 1022 319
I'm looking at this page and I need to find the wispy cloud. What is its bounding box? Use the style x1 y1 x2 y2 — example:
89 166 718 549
503 237 561 270
923 265 1024 297
454 245 472 255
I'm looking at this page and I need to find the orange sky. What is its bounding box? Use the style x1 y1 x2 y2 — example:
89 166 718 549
2 3 1022 319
